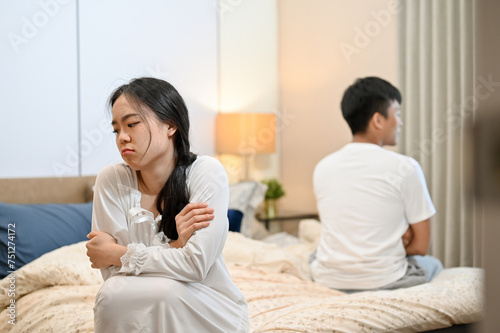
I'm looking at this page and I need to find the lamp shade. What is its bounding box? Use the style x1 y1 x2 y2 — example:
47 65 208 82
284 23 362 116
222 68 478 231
216 113 276 155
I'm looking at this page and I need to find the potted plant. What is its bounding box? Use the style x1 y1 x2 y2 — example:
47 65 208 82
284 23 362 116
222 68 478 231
261 178 285 218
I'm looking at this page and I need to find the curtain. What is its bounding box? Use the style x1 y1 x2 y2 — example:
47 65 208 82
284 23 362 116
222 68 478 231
398 0 478 267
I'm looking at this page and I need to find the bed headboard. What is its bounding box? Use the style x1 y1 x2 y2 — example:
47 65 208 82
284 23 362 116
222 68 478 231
0 176 96 204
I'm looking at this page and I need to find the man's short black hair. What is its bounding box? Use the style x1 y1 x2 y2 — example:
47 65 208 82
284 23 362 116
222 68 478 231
340 77 402 135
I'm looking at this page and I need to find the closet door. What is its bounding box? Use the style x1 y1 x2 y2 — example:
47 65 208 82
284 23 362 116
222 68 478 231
78 0 218 175
0 0 79 178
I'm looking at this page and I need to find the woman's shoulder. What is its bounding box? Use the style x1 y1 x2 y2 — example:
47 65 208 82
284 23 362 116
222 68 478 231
190 155 225 172
187 155 227 185
96 162 134 184
186 156 229 199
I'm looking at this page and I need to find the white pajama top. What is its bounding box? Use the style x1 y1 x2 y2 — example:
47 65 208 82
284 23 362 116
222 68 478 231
91 156 249 333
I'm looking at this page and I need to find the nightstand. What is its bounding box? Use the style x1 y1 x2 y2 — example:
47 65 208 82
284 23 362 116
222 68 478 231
255 211 319 231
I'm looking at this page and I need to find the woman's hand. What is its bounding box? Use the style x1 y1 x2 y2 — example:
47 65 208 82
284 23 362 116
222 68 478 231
86 231 127 269
170 202 214 248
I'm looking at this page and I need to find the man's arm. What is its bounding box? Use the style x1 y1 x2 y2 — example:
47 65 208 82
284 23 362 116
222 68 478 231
404 219 431 256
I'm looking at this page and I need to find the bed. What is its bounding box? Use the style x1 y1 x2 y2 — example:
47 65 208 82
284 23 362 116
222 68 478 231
0 176 484 332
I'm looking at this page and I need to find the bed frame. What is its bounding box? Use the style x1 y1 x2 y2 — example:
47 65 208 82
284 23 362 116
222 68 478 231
0 176 96 204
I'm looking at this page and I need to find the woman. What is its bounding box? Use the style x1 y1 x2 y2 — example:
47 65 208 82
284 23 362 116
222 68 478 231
86 77 249 332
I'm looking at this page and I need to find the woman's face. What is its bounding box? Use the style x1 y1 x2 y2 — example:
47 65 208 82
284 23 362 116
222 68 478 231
111 95 176 171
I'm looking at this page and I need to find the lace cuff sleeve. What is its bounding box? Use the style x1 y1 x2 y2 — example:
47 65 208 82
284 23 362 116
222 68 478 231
118 233 173 275
119 243 147 274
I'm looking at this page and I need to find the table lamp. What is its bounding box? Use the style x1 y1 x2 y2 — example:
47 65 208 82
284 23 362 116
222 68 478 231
216 112 276 180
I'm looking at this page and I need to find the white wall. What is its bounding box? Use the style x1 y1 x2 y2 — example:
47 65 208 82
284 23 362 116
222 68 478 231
218 0 280 183
0 0 79 178
0 0 217 178
279 0 399 213
78 0 217 176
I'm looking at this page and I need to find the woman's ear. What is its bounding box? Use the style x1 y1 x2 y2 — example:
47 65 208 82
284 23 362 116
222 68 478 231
167 125 178 138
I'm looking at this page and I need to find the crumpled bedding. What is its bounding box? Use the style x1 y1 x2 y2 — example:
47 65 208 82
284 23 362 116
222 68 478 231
224 225 484 332
0 225 484 333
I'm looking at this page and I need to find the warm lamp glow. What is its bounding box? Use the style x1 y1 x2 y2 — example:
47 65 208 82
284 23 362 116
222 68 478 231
216 113 276 155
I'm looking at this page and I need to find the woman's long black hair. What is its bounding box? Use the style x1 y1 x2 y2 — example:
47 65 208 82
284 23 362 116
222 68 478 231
109 77 197 240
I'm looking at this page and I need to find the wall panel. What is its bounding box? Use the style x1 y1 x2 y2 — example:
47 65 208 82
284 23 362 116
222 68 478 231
279 0 398 212
0 0 78 178
0 0 218 178
79 0 218 175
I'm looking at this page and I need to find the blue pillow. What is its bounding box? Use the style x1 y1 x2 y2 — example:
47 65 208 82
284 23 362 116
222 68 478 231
0 202 93 278
227 209 243 232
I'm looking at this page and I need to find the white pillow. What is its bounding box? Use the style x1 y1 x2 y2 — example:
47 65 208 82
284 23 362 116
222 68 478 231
250 216 270 240
298 219 322 244
228 181 267 237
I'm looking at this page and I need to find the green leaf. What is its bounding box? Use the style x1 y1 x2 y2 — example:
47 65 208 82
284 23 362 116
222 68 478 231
261 178 285 200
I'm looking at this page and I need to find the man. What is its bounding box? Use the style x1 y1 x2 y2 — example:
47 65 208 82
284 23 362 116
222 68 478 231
310 77 443 292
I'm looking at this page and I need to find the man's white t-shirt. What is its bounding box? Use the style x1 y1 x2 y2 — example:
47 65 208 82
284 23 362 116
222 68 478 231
311 143 436 290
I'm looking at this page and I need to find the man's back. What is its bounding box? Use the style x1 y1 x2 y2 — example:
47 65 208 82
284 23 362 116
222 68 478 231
311 143 435 290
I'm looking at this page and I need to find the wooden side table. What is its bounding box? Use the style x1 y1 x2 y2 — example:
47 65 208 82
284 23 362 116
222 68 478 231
255 211 319 230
